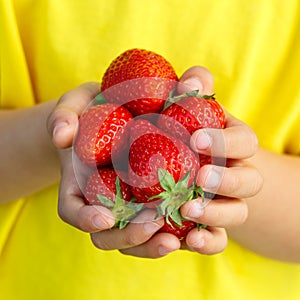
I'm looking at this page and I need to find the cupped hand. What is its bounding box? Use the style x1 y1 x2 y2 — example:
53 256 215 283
47 82 179 258
47 66 263 259
178 66 263 254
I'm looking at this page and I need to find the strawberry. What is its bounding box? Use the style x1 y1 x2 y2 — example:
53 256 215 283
157 92 225 167
74 103 133 167
101 48 178 116
85 168 143 229
128 119 200 204
85 168 132 205
158 218 207 240
158 218 196 240
126 119 208 236
157 92 226 145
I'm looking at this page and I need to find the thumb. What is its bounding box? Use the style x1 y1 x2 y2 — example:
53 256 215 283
47 82 100 149
178 66 215 95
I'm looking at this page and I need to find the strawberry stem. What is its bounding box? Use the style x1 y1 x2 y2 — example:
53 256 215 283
163 89 215 110
153 168 204 227
97 177 144 229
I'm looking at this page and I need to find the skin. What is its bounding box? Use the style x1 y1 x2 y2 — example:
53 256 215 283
1 67 300 262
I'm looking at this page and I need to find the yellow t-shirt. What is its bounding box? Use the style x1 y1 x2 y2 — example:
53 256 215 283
1 0 300 299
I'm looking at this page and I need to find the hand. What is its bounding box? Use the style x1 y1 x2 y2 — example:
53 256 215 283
47 83 115 232
47 66 263 259
47 82 176 258
178 66 263 254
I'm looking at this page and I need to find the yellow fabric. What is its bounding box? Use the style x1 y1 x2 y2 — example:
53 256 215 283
1 0 300 299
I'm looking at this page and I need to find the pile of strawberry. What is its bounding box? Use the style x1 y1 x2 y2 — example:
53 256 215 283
74 49 226 239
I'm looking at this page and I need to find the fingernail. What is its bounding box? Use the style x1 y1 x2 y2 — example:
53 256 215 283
204 169 220 189
195 131 212 150
53 121 68 137
186 201 204 219
158 246 173 256
183 77 203 92
92 214 110 229
144 221 161 234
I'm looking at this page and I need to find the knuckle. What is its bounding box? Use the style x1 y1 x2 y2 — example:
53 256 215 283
206 235 228 255
76 216 92 233
90 234 105 249
90 233 114 250
196 229 228 255
237 201 249 225
57 200 68 223
57 91 70 105
225 171 240 195
58 197 94 233
201 203 223 227
122 231 142 247
46 109 59 135
216 232 228 254
253 170 264 195
245 127 259 157
57 207 67 223
246 168 264 197
46 106 66 135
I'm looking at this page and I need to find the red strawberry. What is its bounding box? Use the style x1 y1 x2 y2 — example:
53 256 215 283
157 93 225 168
101 48 178 116
85 168 132 205
157 93 226 145
158 218 196 240
158 218 207 240
128 120 200 204
127 119 206 235
85 168 143 229
74 103 133 167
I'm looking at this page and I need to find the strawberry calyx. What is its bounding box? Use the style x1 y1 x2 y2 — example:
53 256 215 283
196 223 208 230
152 168 205 228
97 177 144 229
164 89 215 110
93 93 107 105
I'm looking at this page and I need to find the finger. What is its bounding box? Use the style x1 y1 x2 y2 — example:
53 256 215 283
119 233 181 259
190 112 258 159
58 148 115 232
196 164 263 198
178 66 214 95
90 210 165 251
181 197 248 228
59 195 115 233
183 226 228 255
47 82 100 149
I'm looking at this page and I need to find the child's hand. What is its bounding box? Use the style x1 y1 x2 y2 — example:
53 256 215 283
47 66 263 259
47 83 169 257
178 66 263 254
47 82 116 231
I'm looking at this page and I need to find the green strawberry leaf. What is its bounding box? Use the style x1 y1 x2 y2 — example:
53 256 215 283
164 89 216 110
196 223 208 230
175 170 191 190
170 209 183 227
158 168 176 192
118 220 130 230
164 88 177 110
154 168 207 229
156 195 170 215
98 177 144 230
97 195 114 208
126 202 144 212
193 186 205 201
93 93 107 105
